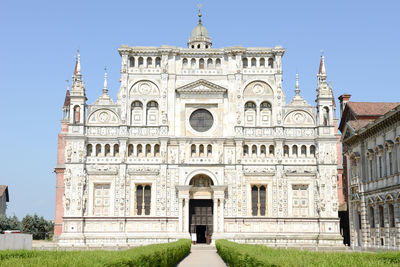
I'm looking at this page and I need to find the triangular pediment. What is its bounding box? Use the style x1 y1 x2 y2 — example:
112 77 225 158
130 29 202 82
176 79 227 97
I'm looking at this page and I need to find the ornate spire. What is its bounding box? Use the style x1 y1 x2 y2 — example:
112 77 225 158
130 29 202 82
289 73 309 107
295 73 300 96
318 54 326 76
63 80 71 107
103 67 108 95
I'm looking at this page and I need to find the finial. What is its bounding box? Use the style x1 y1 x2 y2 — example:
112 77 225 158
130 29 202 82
65 79 70 91
74 49 81 75
103 66 108 94
197 3 202 24
295 73 300 96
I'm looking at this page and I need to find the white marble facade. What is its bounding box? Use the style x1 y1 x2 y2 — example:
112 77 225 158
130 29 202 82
57 16 343 248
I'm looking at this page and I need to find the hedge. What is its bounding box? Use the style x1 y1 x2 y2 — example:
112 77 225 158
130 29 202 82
0 239 191 267
216 239 400 267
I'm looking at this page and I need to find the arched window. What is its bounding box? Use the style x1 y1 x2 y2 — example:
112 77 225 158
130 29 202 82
252 145 257 156
243 145 249 156
73 105 80 124
310 145 316 157
146 57 152 67
251 58 256 67
197 44 200 49
182 58 188 67
136 185 143 215
87 144 93 157
323 107 330 126
191 45 195 49
191 144 196 157
199 144 205 157
216 58 221 68
155 57 161 67
379 205 384 227
138 57 144 67
269 145 275 157
114 144 119 157
389 203 395 227
284 145 289 157
131 101 143 125
105 144 111 157
244 101 257 127
136 185 151 215
129 57 135 67
199 58 205 69
260 186 266 216
369 206 375 228
207 145 212 157
242 58 248 68
207 58 213 68
146 101 159 126
260 58 265 67
137 144 143 157
145 144 151 157
260 102 272 126
144 185 151 215
301 145 307 157
251 186 258 216
191 58 196 68
268 58 274 68
128 144 133 157
96 144 101 157
260 145 266 157
292 145 298 157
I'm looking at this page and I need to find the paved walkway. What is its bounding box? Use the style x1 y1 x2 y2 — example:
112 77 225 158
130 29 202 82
177 244 226 267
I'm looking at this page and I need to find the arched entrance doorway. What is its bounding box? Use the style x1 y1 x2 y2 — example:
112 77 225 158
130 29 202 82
189 174 214 244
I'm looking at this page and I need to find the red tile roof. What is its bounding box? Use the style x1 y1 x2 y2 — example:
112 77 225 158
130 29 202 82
348 120 374 131
0 185 9 202
347 102 400 117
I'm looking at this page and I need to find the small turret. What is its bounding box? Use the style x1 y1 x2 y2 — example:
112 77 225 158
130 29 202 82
188 5 212 49
69 51 87 125
315 54 335 127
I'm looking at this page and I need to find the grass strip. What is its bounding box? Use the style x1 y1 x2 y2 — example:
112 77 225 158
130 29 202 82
0 239 191 267
215 239 400 267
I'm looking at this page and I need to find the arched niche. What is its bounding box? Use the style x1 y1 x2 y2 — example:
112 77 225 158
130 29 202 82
129 80 160 96
88 109 119 125
185 169 218 186
243 81 274 97
284 110 315 126
189 174 214 187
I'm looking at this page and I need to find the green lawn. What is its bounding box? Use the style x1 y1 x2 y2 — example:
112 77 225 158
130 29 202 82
0 239 191 267
216 239 400 267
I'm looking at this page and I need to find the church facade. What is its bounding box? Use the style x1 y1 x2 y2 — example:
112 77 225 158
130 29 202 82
54 13 343 248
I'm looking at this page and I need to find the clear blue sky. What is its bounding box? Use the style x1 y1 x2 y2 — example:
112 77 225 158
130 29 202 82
0 0 399 220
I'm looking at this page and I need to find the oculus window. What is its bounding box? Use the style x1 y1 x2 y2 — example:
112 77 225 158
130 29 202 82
190 109 213 132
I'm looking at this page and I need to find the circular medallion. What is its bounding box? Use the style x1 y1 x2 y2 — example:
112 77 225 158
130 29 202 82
99 112 110 122
252 83 264 95
139 83 151 94
189 109 214 132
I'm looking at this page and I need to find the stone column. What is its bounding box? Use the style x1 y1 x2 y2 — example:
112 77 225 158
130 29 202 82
394 202 400 247
219 198 224 233
178 198 183 232
184 197 189 232
374 205 380 247
384 203 390 248
360 198 369 248
213 199 218 233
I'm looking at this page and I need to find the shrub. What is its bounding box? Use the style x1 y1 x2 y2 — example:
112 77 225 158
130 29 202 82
0 239 191 267
216 239 400 267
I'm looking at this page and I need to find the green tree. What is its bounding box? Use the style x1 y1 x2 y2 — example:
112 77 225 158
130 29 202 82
21 214 54 240
0 215 22 233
